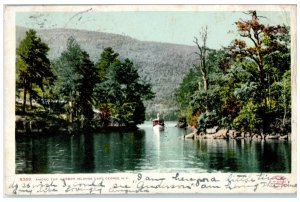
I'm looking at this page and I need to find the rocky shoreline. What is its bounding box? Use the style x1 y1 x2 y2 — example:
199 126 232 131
184 126 289 141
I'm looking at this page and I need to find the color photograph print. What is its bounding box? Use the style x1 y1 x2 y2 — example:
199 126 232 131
4 4 297 195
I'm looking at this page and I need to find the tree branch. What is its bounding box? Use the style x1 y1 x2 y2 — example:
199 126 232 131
247 30 258 47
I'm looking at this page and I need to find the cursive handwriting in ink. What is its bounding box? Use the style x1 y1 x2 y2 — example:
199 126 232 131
224 173 298 192
136 173 166 182
109 183 149 194
8 181 19 195
172 172 220 187
9 181 33 195
32 180 58 193
226 174 256 184
225 174 259 192
7 173 296 195
62 179 105 194
136 180 192 191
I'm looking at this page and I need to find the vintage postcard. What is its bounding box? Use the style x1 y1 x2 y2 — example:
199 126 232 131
4 4 297 195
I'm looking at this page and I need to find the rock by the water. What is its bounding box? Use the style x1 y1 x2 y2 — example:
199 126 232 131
184 132 195 139
279 135 288 140
206 126 218 134
212 129 228 139
202 134 214 139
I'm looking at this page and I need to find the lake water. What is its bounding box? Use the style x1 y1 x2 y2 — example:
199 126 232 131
16 121 291 174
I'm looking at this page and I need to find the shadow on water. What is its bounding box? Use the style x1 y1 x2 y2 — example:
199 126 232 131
16 129 147 174
92 129 146 173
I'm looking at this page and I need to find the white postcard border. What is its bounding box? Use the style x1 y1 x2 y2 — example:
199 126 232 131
3 4 297 196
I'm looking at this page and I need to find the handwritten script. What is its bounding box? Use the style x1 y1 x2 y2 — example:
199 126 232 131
7 173 296 195
225 173 297 192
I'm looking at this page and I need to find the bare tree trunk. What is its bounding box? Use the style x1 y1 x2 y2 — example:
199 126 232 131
194 26 209 110
22 80 27 114
250 11 267 107
200 63 208 91
29 83 33 109
283 107 286 126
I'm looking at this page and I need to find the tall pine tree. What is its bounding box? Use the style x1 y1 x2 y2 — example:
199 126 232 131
16 29 55 113
54 37 98 125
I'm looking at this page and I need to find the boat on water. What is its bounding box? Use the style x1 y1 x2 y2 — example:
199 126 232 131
152 113 165 131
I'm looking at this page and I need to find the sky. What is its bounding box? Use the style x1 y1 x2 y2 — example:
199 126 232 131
16 10 290 49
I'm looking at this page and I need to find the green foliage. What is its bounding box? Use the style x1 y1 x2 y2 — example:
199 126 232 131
96 47 120 81
95 51 154 126
177 11 291 135
76 51 99 124
175 68 201 111
234 82 258 101
177 116 187 125
197 110 218 133
16 29 56 113
226 13 291 134
232 99 263 133
53 37 82 99
176 49 225 127
54 37 98 125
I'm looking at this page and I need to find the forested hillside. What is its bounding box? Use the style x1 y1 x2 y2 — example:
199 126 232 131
16 26 198 120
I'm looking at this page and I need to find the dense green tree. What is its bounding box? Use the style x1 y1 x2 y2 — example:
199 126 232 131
96 47 120 81
76 51 99 124
175 68 201 126
175 69 201 112
53 37 81 122
227 11 289 104
16 29 55 113
225 11 290 134
95 53 154 126
54 37 98 124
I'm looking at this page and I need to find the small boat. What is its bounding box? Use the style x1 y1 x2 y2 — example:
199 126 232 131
152 113 165 131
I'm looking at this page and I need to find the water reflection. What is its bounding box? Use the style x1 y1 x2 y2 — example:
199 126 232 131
92 130 146 172
187 139 291 173
16 122 291 174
